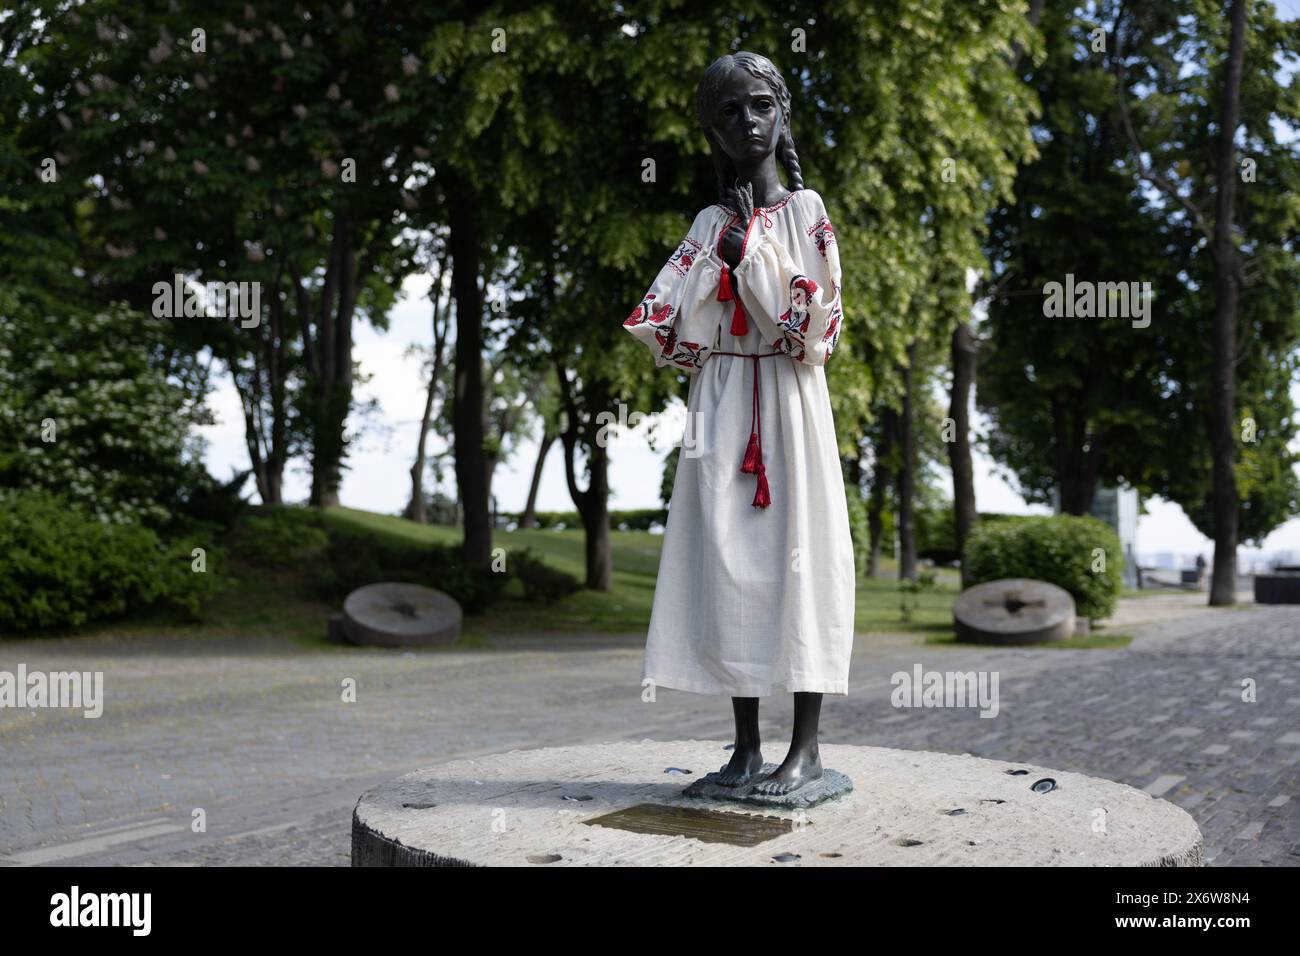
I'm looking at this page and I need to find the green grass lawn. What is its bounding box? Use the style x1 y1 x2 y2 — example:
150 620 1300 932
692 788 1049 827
323 507 961 640
32 507 1127 651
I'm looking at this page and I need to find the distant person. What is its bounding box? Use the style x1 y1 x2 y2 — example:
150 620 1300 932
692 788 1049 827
1195 554 1207 588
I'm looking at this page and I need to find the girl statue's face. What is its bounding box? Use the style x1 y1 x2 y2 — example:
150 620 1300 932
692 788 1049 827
707 69 782 163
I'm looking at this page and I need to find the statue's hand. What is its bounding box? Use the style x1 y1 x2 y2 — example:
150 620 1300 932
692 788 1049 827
720 222 746 270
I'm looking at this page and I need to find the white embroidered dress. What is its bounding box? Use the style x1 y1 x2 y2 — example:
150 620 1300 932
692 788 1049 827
623 188 856 697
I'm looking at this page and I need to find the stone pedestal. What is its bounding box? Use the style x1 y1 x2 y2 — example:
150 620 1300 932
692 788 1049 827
351 740 1203 867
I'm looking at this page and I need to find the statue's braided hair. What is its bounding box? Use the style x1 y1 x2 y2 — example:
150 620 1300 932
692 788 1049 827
695 51 805 206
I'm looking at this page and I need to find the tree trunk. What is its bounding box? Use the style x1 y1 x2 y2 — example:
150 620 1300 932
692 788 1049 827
1051 398 1102 516
1208 0 1247 606
479 361 529 533
405 379 437 524
867 408 896 578
897 346 918 581
940 0 1042 580
554 356 613 590
580 446 613 591
447 177 491 567
264 270 287 506
948 321 977 583
295 203 359 509
230 266 290 506
405 259 449 524
520 430 557 529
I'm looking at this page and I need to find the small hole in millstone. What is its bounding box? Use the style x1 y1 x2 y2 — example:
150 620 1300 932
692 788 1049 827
1032 778 1057 794
526 853 562 865
821 852 843 858
561 794 593 802
401 802 437 810
945 808 967 816
772 852 801 863
980 798 1006 805
894 838 924 847
1005 769 1030 776
1003 595 1027 613
967 841 977 846
664 767 692 775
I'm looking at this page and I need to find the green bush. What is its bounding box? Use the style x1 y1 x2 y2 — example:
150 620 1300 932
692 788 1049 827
964 514 1122 622
176 469 253 533
917 508 1026 564
0 491 221 634
915 506 957 563
509 547 581 605
231 508 330 568
505 509 668 532
314 531 509 614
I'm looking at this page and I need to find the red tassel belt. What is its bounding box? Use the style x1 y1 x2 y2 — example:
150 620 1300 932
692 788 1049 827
708 349 786 510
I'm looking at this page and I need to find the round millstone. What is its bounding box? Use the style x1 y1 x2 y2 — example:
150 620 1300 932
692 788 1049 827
954 578 1077 644
350 740 1203 867
341 582 462 648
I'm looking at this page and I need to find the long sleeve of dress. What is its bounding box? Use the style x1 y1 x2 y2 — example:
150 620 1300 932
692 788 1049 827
732 190 843 366
623 209 723 373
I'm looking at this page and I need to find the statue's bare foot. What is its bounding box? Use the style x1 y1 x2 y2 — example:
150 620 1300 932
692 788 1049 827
715 746 764 787
752 747 822 795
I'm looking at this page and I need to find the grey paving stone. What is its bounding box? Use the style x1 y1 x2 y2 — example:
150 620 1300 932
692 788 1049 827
2 605 1298 866
1235 821 1265 841
1145 774 1186 798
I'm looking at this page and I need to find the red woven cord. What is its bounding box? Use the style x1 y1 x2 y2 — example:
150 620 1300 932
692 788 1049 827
717 262 734 302
717 263 748 336
709 350 784 510
730 301 748 337
749 356 768 508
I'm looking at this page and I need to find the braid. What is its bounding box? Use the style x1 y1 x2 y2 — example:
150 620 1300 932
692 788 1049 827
777 128 804 192
708 140 737 206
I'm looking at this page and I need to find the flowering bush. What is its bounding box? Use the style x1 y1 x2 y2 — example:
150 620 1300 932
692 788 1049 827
0 292 210 526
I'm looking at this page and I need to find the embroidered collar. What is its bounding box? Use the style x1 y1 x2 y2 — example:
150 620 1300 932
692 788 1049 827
710 189 802 218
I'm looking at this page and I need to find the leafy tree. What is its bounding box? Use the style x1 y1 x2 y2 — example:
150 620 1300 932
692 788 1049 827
5 1 438 505
1110 0 1300 602
979 1 1190 514
979 0 1300 587
432 0 1039 588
